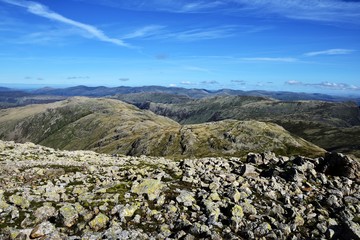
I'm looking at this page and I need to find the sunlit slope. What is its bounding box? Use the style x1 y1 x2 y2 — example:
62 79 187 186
143 95 360 157
0 97 325 158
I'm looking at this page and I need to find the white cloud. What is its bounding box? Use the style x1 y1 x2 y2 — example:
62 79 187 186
285 80 303 85
0 0 130 47
180 81 197 86
304 49 355 57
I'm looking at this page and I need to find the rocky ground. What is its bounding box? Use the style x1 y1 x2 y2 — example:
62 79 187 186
0 140 359 240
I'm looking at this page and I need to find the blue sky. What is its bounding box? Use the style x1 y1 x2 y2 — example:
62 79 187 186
0 0 360 95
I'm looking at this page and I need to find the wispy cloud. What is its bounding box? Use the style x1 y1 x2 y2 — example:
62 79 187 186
0 0 130 47
201 80 218 85
78 0 360 24
240 57 298 63
304 49 355 57
121 25 238 42
179 1 225 12
13 27 84 45
166 25 237 41
232 0 360 23
122 25 165 39
231 80 246 85
285 80 360 90
23 76 44 80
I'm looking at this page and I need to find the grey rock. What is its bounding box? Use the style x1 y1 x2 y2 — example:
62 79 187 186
34 205 57 223
30 221 57 238
176 190 196 207
59 204 78 228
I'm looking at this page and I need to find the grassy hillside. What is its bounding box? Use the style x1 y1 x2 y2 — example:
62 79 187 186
138 95 360 157
0 97 324 158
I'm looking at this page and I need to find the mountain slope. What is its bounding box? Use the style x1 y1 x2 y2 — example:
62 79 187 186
138 95 360 157
0 97 324 158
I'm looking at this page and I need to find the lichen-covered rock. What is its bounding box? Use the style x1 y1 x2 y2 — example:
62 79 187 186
131 179 164 201
9 195 30 209
30 221 56 238
118 203 140 219
254 222 272 236
89 213 109 232
241 200 257 215
0 191 10 212
34 205 57 223
231 205 244 231
176 190 196 207
59 204 78 228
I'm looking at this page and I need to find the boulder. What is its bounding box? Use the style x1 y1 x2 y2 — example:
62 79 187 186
317 152 360 179
89 213 110 232
131 179 164 201
59 204 78 228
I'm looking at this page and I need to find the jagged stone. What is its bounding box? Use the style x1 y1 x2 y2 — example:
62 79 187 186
239 164 259 177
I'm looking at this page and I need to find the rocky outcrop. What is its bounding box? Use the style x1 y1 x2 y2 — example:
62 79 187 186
0 140 359 239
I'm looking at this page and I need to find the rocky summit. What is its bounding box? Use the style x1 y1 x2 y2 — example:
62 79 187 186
0 140 359 239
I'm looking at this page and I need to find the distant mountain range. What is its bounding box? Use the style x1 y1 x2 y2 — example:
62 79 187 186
1 84 359 104
0 85 359 158
28 85 360 103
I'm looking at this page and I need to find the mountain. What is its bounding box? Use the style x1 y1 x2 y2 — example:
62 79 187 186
0 97 324 158
0 89 66 109
32 85 212 98
137 95 360 157
0 87 13 92
29 85 360 104
111 92 192 109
